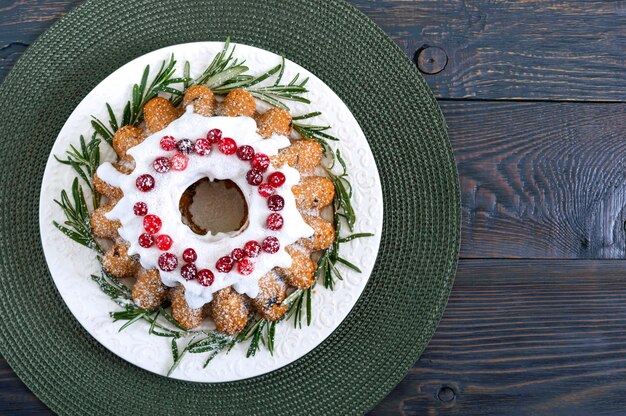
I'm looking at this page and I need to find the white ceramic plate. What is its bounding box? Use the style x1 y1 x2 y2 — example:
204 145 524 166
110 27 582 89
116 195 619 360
39 42 383 382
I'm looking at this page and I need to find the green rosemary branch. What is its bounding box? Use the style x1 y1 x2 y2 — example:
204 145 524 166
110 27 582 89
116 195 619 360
293 111 339 155
168 331 234 376
196 37 250 89
54 134 101 209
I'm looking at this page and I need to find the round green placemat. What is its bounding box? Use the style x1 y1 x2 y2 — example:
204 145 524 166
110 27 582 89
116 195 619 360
0 0 460 414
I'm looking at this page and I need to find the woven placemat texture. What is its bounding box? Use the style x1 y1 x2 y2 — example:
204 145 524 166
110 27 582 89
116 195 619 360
0 0 460 414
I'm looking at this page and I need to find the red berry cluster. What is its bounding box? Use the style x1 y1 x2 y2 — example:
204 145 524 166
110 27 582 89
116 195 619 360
134 203 174 253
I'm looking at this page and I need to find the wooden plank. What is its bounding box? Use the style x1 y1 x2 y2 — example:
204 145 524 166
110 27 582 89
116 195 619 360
351 0 626 101
370 259 626 415
0 358 51 414
444 100 626 259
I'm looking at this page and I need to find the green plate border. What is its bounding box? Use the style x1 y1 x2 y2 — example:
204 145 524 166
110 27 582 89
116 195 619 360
0 0 460 414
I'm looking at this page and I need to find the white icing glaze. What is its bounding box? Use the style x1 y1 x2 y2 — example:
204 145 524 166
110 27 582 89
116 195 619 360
98 107 313 308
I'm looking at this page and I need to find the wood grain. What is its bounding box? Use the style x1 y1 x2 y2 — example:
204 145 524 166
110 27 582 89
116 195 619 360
446 100 626 259
351 0 626 101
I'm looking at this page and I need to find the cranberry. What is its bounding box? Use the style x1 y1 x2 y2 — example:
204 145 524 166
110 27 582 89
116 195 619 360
262 236 280 254
216 256 234 273
156 234 173 251
138 233 155 248
177 138 194 154
133 202 148 216
231 248 245 262
236 145 255 161
251 153 270 172
194 138 211 156
181 263 197 281
246 169 263 186
268 172 286 188
218 137 237 155
136 174 155 192
197 269 215 286
266 213 284 230
170 153 188 171
160 135 177 151
143 214 162 234
244 241 261 258
238 258 254 275
206 128 222 144
258 183 274 198
158 252 178 272
153 157 171 173
182 248 197 263
267 195 285 211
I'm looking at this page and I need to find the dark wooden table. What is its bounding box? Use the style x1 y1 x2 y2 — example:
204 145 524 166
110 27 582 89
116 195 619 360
3 1 626 414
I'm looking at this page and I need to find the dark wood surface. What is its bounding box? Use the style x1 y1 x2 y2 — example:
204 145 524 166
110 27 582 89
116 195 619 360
2 1 626 415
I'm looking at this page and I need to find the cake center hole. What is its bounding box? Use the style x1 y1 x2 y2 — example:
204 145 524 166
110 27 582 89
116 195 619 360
179 178 248 235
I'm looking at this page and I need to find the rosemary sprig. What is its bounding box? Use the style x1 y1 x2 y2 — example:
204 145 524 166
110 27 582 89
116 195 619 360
196 37 250 89
53 178 102 254
293 112 339 155
54 134 101 209
168 331 233 376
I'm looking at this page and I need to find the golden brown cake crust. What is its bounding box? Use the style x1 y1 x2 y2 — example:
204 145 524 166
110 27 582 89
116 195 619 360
256 108 293 138
143 97 180 133
102 242 139 278
90 204 121 239
210 287 249 334
219 89 256 117
170 286 208 330
183 85 217 116
132 268 168 310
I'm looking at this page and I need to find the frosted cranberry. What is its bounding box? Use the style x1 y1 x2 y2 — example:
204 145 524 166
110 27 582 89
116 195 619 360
197 269 215 286
171 153 188 171
267 195 285 211
207 129 222 144
177 138 194 154
238 258 254 275
244 241 261 258
183 248 197 263
231 248 245 262
251 153 270 172
156 234 173 251
216 256 234 273
153 157 171 173
194 138 211 156
158 252 178 272
218 137 237 155
136 174 155 192
258 183 274 198
246 169 263 186
236 145 255 161
181 263 197 281
266 213 284 230
143 214 162 234
133 202 148 216
268 172 286 188
160 136 177 151
138 233 155 248
262 236 280 254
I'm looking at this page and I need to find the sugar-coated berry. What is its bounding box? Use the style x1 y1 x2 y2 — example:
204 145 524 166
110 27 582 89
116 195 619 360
197 269 215 286
244 241 261 258
138 233 155 248
206 128 222 144
194 138 211 156
238 258 254 275
133 202 148 216
231 248 245 262
181 263 197 281
177 138 194 154
160 135 177 151
171 153 188 171
182 248 197 263
262 236 280 254
218 137 237 155
258 183 274 198
153 157 171 173
216 256 234 273
236 145 255 161
156 234 173 251
266 213 284 230
251 153 270 172
268 172 286 188
143 214 162 234
158 252 178 272
246 169 263 186
136 174 155 192
267 195 285 211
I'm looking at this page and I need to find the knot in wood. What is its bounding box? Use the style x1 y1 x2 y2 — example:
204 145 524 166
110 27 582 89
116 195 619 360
415 45 448 75
437 385 456 402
